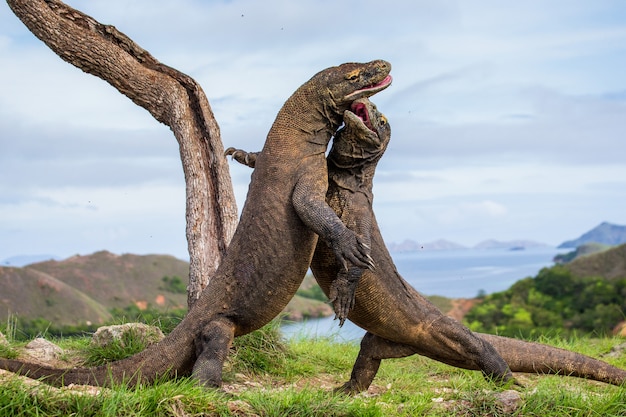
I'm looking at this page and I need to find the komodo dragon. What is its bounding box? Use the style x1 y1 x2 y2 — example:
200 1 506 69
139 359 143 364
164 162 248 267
0 60 392 388
227 98 626 393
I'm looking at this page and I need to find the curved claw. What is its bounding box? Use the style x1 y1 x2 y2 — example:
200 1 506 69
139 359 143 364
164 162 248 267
332 231 373 271
224 147 257 168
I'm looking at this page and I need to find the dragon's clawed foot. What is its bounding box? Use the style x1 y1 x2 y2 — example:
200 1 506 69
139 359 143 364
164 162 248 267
328 272 358 327
333 380 365 396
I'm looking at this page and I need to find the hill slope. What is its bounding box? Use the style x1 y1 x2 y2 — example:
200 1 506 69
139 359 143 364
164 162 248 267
27 251 190 311
554 242 612 264
564 243 626 280
0 267 112 325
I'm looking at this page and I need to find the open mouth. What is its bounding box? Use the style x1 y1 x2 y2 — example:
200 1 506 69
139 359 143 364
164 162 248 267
351 101 374 132
345 75 393 100
363 74 392 93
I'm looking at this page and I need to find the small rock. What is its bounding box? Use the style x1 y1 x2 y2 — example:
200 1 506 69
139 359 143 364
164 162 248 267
603 341 626 358
494 389 522 414
0 331 8 346
91 323 164 348
24 338 63 362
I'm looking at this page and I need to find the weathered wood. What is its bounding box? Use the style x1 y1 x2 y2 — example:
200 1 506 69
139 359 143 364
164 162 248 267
6 0 239 307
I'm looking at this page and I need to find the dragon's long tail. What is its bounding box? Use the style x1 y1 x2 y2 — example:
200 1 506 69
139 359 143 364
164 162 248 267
478 333 626 385
0 320 197 387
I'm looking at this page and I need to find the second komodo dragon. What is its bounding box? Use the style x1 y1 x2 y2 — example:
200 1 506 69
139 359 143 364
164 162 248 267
0 60 392 388
227 98 626 392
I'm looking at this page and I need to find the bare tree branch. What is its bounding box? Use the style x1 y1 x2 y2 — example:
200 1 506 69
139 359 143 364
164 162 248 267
6 0 239 307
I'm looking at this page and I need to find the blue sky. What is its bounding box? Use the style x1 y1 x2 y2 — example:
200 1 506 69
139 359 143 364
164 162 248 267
1 0 626 262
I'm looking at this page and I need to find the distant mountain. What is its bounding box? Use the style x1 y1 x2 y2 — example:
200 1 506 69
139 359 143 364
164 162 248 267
473 239 549 250
388 239 466 252
558 222 626 248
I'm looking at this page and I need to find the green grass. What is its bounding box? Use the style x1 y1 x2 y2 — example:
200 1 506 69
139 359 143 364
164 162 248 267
0 343 18 360
1 323 625 416
82 329 153 367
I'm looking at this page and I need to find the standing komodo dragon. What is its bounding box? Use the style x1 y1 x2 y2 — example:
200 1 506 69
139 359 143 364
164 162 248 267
227 98 626 393
0 60 392 388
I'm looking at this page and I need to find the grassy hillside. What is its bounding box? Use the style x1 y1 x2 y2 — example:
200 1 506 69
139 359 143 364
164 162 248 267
465 243 626 338
554 242 612 264
564 243 626 280
28 251 190 311
0 267 112 326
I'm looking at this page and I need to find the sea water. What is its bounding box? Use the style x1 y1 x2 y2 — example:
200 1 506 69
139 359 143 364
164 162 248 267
281 247 566 341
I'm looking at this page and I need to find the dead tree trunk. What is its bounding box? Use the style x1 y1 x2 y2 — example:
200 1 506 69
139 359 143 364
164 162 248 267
6 0 239 308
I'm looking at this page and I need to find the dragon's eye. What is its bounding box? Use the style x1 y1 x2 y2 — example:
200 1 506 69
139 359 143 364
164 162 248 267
345 69 361 81
380 116 388 125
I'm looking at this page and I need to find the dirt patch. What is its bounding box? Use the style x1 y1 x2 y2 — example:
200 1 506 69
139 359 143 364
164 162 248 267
446 298 480 321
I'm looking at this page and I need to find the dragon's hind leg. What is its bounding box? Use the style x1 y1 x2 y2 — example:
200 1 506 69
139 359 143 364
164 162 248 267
337 332 416 394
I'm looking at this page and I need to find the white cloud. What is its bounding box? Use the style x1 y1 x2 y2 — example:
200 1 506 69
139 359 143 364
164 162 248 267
0 183 188 258
470 200 507 217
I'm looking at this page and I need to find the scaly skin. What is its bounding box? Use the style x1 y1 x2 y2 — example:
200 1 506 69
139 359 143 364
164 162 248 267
228 98 626 393
228 101 379 326
0 60 392 388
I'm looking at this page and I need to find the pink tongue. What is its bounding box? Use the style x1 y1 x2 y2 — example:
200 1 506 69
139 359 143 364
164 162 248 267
351 102 372 130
